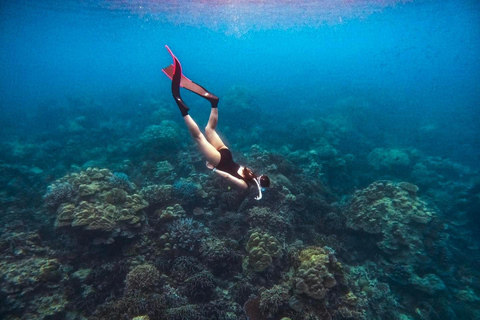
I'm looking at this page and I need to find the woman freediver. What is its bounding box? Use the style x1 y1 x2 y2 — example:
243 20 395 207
162 46 270 200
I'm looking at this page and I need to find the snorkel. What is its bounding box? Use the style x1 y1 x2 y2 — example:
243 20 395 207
253 177 263 200
243 168 269 200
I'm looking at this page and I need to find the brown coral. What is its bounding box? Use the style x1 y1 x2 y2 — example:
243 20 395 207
245 232 282 272
293 247 340 299
346 180 435 259
46 168 148 244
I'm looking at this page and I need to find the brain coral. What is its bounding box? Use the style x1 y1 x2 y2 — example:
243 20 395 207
46 168 148 244
293 247 341 300
245 231 282 272
346 180 434 258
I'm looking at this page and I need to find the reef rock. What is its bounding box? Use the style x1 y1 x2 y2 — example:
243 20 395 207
367 148 413 171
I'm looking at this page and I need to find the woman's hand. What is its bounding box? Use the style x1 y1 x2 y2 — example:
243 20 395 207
206 161 214 170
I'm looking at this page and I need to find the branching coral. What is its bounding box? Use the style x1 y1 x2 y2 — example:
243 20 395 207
246 207 290 238
163 304 205 320
108 172 134 191
199 236 240 273
259 283 291 317
184 270 215 301
168 218 209 251
171 256 203 280
173 178 202 204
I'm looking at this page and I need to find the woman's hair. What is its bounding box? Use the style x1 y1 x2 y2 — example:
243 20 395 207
242 167 256 182
259 175 270 188
243 167 270 188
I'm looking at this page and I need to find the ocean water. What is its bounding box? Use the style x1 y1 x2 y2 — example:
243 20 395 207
1 0 479 319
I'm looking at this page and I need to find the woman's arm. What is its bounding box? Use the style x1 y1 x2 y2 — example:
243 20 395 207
213 169 248 190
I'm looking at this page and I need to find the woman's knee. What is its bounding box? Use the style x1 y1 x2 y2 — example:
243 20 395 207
205 125 215 136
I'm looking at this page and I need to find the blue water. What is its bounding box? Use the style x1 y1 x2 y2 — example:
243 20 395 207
1 0 479 319
2 0 479 164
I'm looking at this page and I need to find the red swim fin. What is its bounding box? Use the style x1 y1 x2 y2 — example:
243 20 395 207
162 45 219 108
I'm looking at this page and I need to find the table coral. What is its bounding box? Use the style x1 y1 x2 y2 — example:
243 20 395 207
45 168 148 244
245 231 282 272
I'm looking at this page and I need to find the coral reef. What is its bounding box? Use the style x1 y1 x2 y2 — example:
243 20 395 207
167 218 209 251
0 226 69 319
139 120 183 152
141 184 173 206
346 180 434 259
45 168 148 244
367 147 414 171
293 247 340 300
245 231 283 272
1 89 479 320
125 264 161 295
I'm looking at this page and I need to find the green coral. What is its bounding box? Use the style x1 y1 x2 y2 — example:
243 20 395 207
346 180 434 258
1 257 61 293
245 232 282 272
293 247 341 299
46 168 148 244
0 253 67 319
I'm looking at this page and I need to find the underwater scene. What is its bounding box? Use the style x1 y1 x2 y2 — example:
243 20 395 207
1 0 479 319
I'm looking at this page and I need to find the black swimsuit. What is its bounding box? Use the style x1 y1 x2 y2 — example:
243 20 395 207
215 149 246 182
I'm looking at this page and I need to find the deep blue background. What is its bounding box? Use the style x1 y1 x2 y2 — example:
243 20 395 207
1 0 479 165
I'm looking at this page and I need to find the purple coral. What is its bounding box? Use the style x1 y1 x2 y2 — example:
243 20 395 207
44 182 76 209
108 172 133 191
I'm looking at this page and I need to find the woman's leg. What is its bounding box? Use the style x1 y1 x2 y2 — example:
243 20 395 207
184 115 221 166
205 108 227 150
